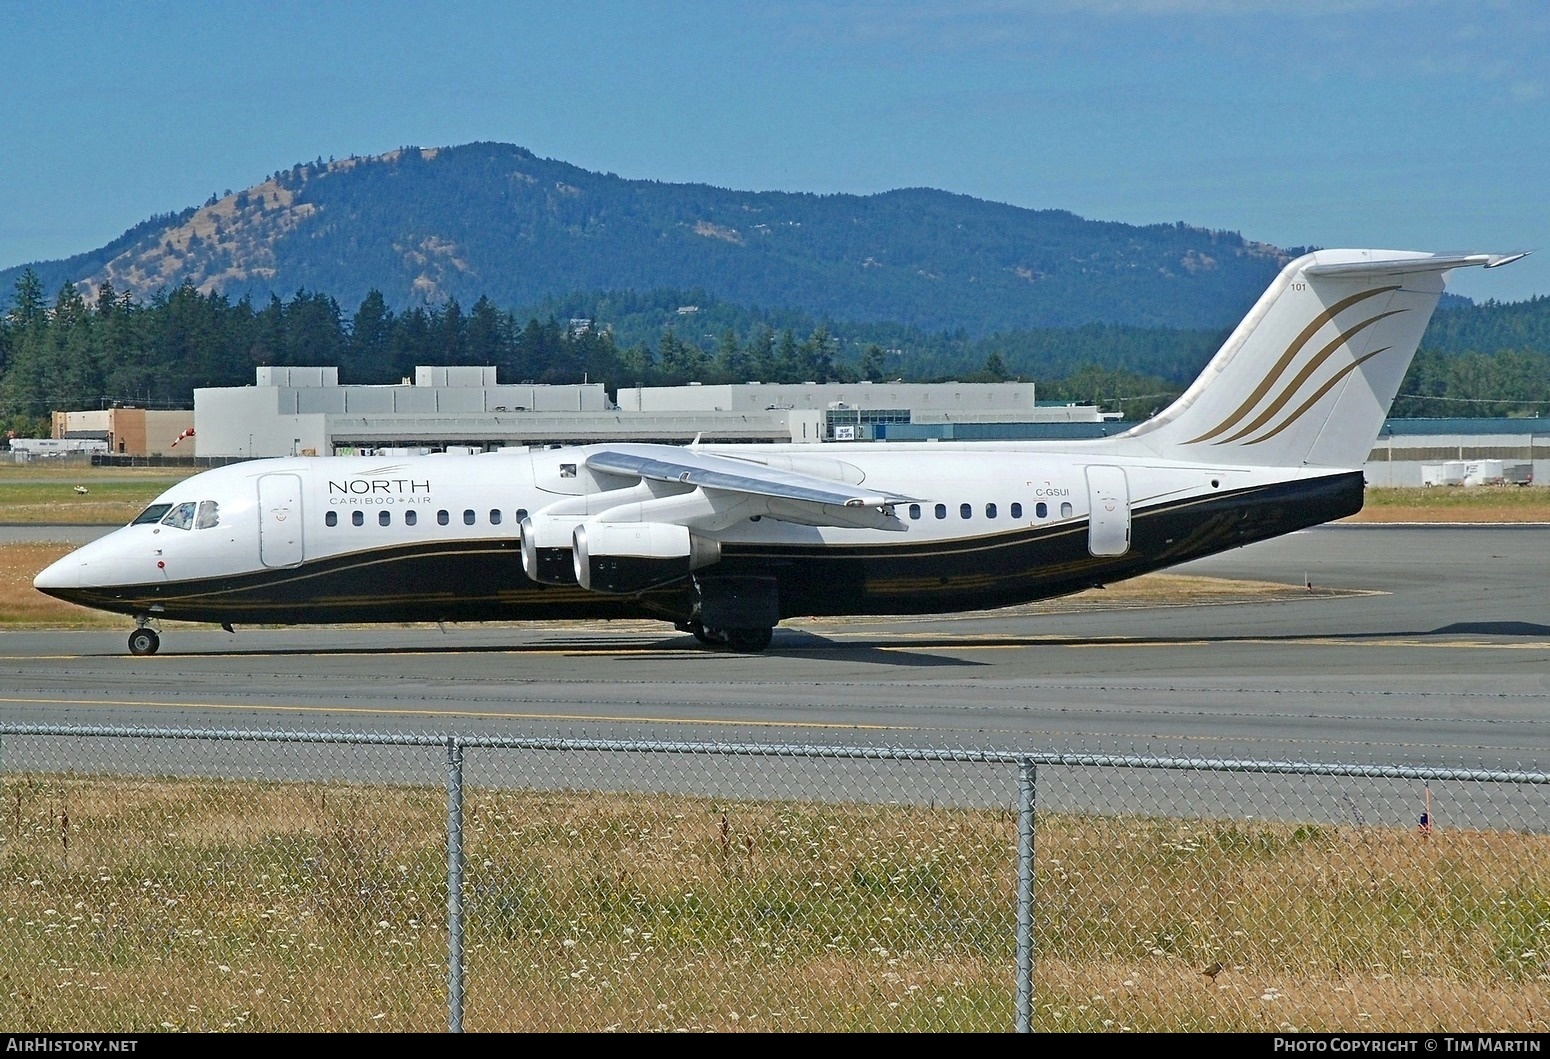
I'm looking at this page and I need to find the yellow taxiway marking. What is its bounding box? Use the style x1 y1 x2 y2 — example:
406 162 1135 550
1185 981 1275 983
868 637 1550 651
0 694 910 731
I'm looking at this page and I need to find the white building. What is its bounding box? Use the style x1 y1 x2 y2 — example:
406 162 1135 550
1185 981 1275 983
195 366 624 457
191 370 1104 456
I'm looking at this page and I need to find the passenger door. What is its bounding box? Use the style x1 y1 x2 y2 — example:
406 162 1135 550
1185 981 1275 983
1085 465 1130 557
258 473 305 567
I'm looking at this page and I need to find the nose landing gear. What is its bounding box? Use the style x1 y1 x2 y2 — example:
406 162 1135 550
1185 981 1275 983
128 619 161 656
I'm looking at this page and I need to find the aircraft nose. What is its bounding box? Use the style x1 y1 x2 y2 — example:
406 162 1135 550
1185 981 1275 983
33 553 81 592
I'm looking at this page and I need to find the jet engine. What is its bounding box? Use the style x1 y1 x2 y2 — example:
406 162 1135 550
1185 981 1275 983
572 521 720 594
520 516 580 585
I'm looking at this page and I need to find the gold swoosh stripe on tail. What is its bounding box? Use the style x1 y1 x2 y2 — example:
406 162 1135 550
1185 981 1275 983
1183 284 1401 445
1212 310 1405 445
1234 347 1391 446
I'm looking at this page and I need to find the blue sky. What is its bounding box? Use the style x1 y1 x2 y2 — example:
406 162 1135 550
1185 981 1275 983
2 1 1546 306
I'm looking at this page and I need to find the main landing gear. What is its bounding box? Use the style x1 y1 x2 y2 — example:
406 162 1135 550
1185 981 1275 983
681 575 781 654
681 620 775 654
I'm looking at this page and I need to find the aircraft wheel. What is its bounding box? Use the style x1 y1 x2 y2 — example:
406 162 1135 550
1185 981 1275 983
724 627 773 653
128 628 160 656
687 620 722 646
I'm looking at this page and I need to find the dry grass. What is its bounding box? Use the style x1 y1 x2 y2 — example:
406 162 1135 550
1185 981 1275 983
0 543 126 627
2 774 1546 1032
1346 485 1550 523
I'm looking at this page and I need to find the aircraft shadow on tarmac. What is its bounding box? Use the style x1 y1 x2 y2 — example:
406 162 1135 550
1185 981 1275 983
102 628 987 667
1430 620 1550 637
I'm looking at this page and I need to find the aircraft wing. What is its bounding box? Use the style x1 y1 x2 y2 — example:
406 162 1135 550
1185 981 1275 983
586 444 917 510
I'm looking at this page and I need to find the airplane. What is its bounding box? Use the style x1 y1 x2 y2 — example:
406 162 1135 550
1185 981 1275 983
34 248 1527 657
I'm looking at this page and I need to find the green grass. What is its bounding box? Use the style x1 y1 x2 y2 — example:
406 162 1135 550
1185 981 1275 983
0 465 191 525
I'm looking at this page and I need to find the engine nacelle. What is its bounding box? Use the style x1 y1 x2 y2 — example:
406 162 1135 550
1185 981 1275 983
572 521 720 594
520 516 580 585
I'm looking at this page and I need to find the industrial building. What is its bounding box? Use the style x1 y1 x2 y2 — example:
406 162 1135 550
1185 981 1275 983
49 406 195 457
188 367 1108 456
1363 419 1544 487
40 364 1546 487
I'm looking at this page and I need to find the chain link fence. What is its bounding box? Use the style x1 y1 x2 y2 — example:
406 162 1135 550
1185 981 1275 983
2 723 1548 1033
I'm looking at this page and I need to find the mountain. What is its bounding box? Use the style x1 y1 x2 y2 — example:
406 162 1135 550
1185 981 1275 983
1 142 1305 336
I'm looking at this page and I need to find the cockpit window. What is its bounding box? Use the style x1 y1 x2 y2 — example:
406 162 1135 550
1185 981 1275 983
131 503 174 526
196 500 220 529
161 501 197 530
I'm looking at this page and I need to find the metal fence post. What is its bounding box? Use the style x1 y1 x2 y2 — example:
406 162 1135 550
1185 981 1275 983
446 736 465 1033
1016 758 1036 1033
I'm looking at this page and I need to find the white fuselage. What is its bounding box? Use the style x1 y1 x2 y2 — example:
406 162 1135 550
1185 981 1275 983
35 442 1351 628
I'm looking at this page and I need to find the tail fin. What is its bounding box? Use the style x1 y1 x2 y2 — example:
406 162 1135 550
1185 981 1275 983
1123 250 1527 469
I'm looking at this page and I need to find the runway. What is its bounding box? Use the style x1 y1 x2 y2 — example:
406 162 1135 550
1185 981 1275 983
2 524 1547 773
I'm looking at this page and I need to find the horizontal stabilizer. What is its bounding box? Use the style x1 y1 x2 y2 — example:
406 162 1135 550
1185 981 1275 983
1302 250 1530 278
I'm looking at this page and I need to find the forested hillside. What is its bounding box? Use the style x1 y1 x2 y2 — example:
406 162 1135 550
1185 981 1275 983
0 143 1296 336
1 268 1545 437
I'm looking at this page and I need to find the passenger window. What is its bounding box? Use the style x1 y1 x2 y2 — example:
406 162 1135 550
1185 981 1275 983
1036 502 1047 519
325 511 337 527
489 509 502 525
1061 502 1073 518
1011 502 1022 519
405 509 417 527
379 511 391 526
559 463 577 478
463 509 476 526
959 503 972 520
985 503 997 519
437 510 450 526
352 511 364 527
515 508 528 521
934 504 947 520
132 503 173 526
161 502 196 530
196 501 220 529
908 504 921 520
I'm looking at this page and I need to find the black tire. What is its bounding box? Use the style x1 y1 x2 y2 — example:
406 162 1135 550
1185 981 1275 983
128 629 160 656
724 627 773 653
687 620 722 646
